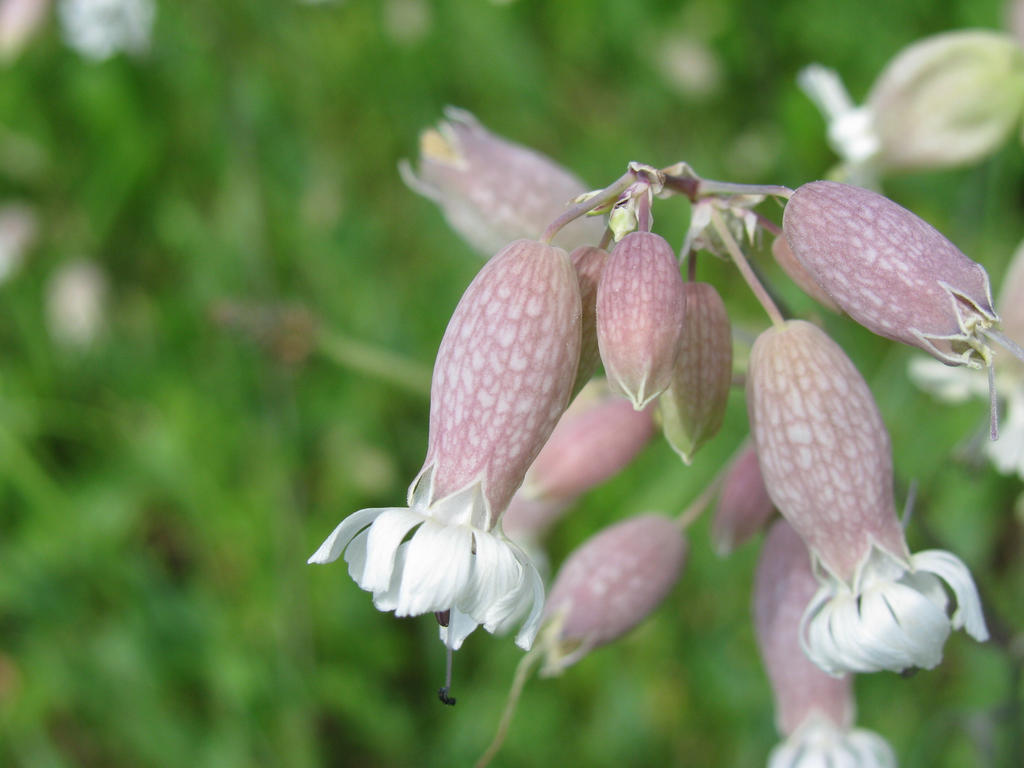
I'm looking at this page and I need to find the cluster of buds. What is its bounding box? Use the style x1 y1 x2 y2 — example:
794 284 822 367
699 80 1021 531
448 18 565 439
308 108 1010 765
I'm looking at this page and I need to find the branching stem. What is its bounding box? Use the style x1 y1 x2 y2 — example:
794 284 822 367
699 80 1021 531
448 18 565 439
710 208 786 329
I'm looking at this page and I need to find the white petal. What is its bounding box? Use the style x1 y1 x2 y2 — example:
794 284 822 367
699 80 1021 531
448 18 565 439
513 553 545 650
345 529 369 584
770 716 896 768
395 520 473 617
307 507 386 564
911 549 989 641
459 530 522 622
439 607 479 651
372 540 407 612
803 578 951 675
907 356 987 403
360 508 425 593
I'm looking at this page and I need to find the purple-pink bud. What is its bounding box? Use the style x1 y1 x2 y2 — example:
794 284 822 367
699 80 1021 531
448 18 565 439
524 381 655 503
596 231 686 409
783 181 997 367
541 514 686 673
569 245 609 395
711 441 775 555
755 520 852 736
659 281 733 463
423 238 582 522
401 108 604 256
747 320 908 583
771 234 840 313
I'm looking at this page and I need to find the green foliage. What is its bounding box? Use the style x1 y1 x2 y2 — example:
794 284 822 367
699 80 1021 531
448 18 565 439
0 0 1019 766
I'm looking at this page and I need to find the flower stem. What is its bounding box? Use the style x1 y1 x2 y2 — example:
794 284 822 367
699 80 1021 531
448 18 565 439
541 171 634 245
475 646 542 768
709 207 786 329
316 329 432 397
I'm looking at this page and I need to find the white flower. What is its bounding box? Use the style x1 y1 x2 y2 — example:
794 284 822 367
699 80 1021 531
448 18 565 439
801 544 988 676
46 258 107 347
58 0 154 60
308 466 545 651
769 714 897 768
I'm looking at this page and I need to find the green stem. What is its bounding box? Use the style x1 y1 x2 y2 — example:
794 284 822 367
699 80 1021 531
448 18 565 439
316 330 432 397
541 171 634 244
710 208 785 329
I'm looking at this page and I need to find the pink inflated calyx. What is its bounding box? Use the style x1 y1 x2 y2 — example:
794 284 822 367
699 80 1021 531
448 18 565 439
538 513 687 674
783 181 998 368
422 238 583 521
308 238 582 652
755 520 896 768
596 231 686 409
771 235 840 313
748 320 988 675
747 320 907 583
659 281 733 463
401 107 604 256
569 245 608 395
711 440 775 555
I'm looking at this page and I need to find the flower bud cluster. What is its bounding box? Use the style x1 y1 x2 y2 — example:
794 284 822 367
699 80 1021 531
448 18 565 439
308 109 1005 768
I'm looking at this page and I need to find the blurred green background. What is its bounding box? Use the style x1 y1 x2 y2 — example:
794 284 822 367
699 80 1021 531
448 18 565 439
0 0 1021 766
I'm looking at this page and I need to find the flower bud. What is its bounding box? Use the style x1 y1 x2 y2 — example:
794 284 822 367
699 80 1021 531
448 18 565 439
539 514 686 674
866 31 1024 172
771 235 840 313
783 181 999 369
309 239 582 652
658 281 732 463
596 231 686 409
569 245 608 395
524 380 655 503
756 520 897 768
710 441 774 555
748 320 988 675
401 107 605 256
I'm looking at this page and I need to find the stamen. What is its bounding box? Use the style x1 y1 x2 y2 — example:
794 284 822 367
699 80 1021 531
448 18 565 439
900 479 917 530
438 608 456 706
984 327 1024 364
987 361 999 441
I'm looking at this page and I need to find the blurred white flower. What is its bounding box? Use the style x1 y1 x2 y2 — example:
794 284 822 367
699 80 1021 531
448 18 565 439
383 0 430 45
46 258 107 347
0 203 37 282
0 0 49 62
58 0 154 60
656 35 723 99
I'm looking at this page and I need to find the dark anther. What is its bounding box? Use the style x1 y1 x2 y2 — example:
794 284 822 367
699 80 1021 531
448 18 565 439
899 667 919 679
438 687 456 706
435 610 450 627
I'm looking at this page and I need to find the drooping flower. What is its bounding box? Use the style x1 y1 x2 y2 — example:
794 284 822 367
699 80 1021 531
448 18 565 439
596 231 686 409
538 514 687 675
799 31 1024 182
711 440 775 556
747 319 988 675
756 520 896 768
659 281 733 463
400 107 605 256
783 181 1002 371
308 239 582 650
